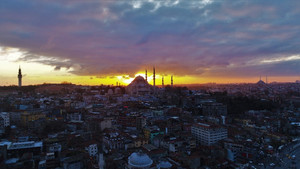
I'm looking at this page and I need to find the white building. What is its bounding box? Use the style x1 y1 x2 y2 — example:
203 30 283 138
224 141 244 162
191 122 227 146
86 144 98 157
0 112 10 127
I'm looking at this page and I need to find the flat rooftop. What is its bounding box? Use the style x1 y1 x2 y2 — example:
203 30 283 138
0 141 43 150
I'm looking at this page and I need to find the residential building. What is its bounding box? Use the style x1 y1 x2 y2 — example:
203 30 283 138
0 112 10 127
191 122 227 146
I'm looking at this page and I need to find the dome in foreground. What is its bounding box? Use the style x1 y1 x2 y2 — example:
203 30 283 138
128 151 153 168
157 160 172 169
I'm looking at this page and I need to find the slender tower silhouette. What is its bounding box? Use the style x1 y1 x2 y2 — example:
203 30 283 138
162 76 164 88
18 66 22 87
145 69 147 81
171 75 173 88
266 76 268 84
153 67 155 87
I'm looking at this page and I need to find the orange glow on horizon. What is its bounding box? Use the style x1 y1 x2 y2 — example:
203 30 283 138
1 72 299 86
0 58 298 86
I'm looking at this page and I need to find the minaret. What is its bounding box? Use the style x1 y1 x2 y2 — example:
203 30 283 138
153 67 155 87
162 76 164 88
18 66 22 87
145 69 147 81
171 75 173 88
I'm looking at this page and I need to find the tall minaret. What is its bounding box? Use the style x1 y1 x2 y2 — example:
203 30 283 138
18 66 22 87
162 76 164 88
153 67 155 87
145 69 147 82
171 75 173 88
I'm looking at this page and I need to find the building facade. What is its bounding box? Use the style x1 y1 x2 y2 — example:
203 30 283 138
191 122 227 146
0 112 10 127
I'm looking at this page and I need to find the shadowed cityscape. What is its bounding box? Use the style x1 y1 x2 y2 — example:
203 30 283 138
0 0 300 169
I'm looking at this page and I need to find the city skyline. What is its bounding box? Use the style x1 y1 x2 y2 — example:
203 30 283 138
1 0 300 85
2 65 299 86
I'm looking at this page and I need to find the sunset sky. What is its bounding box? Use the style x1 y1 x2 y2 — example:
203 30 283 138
0 0 300 86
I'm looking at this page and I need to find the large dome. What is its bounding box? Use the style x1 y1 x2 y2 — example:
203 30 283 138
133 75 146 82
128 152 153 168
126 76 153 95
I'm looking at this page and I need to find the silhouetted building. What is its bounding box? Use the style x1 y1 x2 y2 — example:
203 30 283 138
126 76 152 95
18 66 22 87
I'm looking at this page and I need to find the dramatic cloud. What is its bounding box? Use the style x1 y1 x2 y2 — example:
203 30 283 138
0 0 300 78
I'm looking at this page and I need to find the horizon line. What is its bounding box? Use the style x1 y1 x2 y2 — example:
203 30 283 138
1 80 299 87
